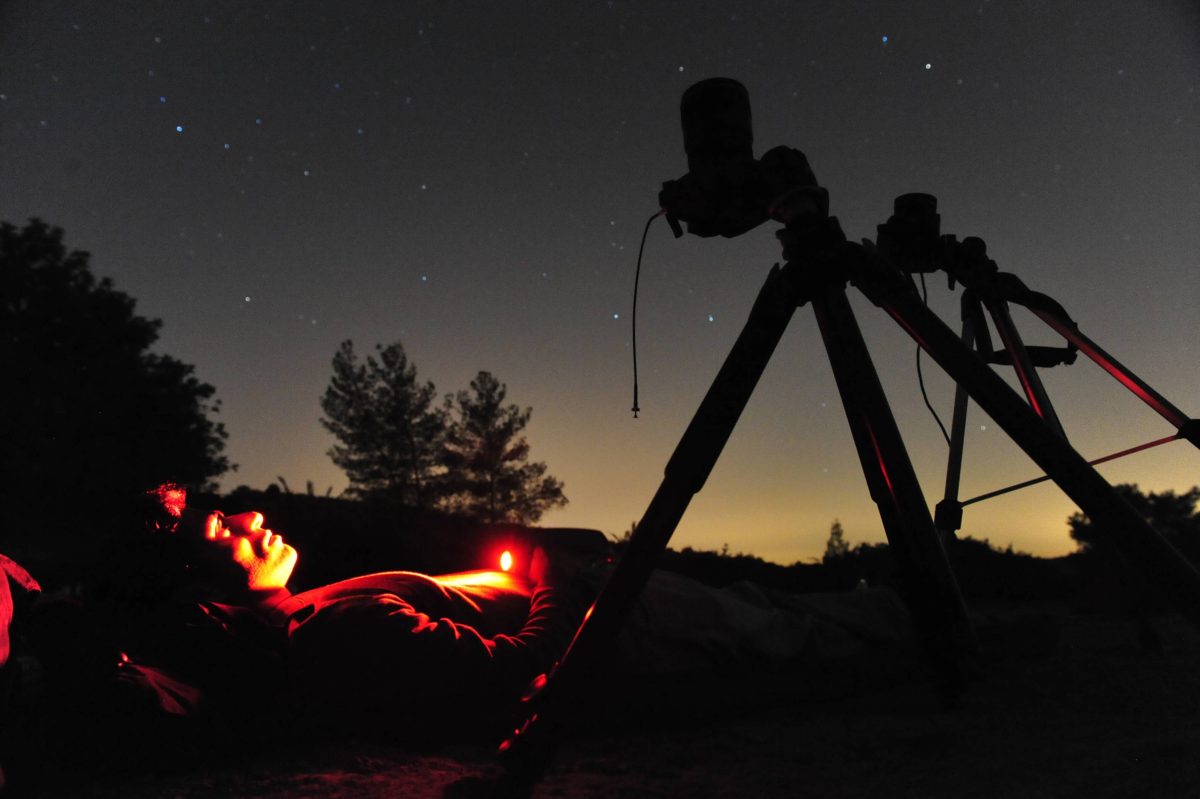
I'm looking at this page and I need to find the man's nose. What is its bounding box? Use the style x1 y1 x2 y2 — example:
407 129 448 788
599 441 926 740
224 512 265 536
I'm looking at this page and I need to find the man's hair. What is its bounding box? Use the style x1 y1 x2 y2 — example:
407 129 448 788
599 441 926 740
92 483 198 607
141 482 188 533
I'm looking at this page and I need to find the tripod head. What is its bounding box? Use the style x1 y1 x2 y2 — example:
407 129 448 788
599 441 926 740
876 193 943 274
657 79 966 281
657 78 1084 372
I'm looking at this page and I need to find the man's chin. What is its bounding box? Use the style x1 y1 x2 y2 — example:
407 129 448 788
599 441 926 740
280 545 299 580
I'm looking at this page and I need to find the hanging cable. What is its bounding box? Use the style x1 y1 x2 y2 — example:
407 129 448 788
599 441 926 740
917 273 952 445
631 209 665 418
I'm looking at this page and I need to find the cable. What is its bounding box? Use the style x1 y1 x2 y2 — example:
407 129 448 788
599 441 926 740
960 433 1180 507
631 209 665 418
917 273 952 445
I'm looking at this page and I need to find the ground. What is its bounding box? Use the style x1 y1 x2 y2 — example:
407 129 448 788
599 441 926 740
21 604 1200 798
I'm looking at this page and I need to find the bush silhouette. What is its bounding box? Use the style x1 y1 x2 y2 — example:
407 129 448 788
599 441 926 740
0 220 229 583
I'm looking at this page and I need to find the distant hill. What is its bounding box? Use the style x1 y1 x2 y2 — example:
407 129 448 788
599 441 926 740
642 536 1078 603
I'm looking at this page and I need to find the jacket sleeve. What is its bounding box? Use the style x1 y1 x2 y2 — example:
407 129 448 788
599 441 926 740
0 554 41 668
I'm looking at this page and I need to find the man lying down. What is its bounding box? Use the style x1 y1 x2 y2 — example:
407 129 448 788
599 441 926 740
0 484 914 787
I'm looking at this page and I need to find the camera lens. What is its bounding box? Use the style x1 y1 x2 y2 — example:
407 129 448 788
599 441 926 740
681 78 754 173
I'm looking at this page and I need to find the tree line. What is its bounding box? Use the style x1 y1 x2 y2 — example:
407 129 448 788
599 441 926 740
819 485 1200 567
319 340 565 523
0 219 564 581
1 219 229 572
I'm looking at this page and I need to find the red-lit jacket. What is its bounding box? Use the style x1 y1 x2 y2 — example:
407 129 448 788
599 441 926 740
276 570 583 725
111 569 587 728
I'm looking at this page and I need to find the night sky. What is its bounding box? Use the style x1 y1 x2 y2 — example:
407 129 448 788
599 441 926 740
3 1 1197 564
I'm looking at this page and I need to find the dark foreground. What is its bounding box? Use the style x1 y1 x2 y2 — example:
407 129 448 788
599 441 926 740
23 604 1200 799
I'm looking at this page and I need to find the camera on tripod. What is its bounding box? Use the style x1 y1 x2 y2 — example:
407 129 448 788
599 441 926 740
658 77 826 238
661 77 947 278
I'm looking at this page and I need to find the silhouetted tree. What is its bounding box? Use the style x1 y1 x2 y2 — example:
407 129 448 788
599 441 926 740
319 339 446 507
439 371 566 523
0 219 229 566
823 519 849 562
1069 483 1200 557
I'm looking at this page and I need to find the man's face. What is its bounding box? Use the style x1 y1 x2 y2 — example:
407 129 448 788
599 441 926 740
184 510 298 591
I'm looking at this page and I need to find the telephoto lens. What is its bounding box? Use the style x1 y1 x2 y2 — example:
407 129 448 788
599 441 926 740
681 77 755 174
661 78 771 238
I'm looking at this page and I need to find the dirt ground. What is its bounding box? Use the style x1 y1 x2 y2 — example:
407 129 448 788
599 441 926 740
21 604 1200 799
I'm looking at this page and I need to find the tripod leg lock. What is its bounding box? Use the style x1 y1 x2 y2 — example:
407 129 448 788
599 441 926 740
934 499 963 538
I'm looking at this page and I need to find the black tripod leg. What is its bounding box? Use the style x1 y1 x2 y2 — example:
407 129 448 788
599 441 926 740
498 263 802 785
935 294 978 540
986 299 1067 438
811 284 977 693
986 299 1163 648
1029 307 1200 446
863 273 1200 630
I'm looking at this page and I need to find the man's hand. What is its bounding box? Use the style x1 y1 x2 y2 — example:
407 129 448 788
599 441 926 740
525 542 610 589
527 546 551 587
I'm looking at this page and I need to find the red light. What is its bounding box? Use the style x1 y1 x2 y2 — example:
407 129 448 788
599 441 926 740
499 550 514 572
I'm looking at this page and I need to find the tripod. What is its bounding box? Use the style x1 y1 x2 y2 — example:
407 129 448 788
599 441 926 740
495 186 1200 790
928 232 1199 537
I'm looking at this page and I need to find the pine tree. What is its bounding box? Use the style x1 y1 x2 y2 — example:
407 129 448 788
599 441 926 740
319 340 446 507
823 519 850 562
440 371 566 523
1069 483 1200 554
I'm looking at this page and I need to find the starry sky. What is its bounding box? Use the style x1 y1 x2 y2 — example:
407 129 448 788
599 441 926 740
3 1 1198 564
